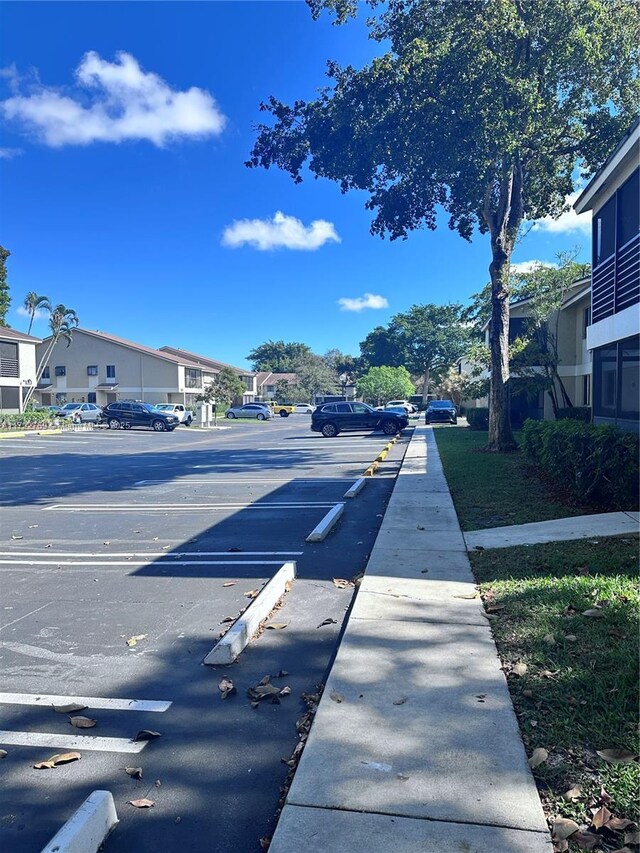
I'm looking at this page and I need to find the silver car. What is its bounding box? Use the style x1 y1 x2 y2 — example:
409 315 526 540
225 403 272 421
58 403 103 422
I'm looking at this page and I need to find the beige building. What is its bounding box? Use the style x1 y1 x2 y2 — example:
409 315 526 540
159 346 256 404
35 329 206 408
0 326 41 413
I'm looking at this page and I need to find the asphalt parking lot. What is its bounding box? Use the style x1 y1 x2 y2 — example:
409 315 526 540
0 417 412 852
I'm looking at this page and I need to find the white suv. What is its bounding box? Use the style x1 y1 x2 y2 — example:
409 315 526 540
153 404 193 425
386 400 414 413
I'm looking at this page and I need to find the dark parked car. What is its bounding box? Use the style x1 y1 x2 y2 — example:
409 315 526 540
425 400 458 424
311 401 408 438
102 401 179 432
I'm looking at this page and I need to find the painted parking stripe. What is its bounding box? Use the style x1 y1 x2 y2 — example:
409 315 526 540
0 731 147 753
1 551 303 558
0 692 171 712
134 478 351 485
44 502 338 512
0 560 294 566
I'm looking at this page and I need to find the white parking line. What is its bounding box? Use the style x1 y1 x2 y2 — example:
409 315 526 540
134 478 350 485
0 692 171 712
44 502 338 512
0 731 147 753
0 560 294 566
1 551 303 557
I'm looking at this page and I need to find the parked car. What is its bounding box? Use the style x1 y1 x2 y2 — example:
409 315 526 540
293 403 315 414
102 401 179 431
266 402 296 417
425 400 458 424
386 399 415 413
311 401 408 437
385 405 412 417
58 403 103 423
225 403 272 421
34 405 62 414
154 403 194 425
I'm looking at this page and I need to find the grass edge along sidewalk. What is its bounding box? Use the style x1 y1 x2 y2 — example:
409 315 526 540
469 536 639 852
433 425 590 531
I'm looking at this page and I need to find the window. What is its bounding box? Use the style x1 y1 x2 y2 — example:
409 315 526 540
88 392 96 404
335 403 351 413
41 366 50 379
54 365 66 377
620 340 639 419
582 306 590 339
322 404 336 413
582 375 591 406
617 168 640 249
87 365 98 376
593 196 616 267
185 368 201 388
106 365 116 379
593 336 640 421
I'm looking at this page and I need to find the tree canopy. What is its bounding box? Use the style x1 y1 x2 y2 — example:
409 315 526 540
249 0 639 449
357 365 414 404
247 340 312 372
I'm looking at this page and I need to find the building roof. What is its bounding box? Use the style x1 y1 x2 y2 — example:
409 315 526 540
39 328 206 370
158 346 252 376
0 325 42 343
256 372 298 386
574 117 640 214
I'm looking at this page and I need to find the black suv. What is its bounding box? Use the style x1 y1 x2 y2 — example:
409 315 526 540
311 401 408 438
102 402 179 432
425 400 457 424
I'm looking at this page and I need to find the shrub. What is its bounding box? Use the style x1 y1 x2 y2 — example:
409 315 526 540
521 419 639 509
556 406 591 422
466 407 489 430
0 410 56 430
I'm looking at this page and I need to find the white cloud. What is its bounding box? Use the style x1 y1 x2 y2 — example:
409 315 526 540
0 51 226 147
222 211 341 251
0 147 21 159
511 260 558 274
531 192 591 235
16 305 48 321
338 293 389 312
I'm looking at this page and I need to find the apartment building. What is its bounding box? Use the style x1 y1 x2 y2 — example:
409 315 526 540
159 346 256 404
574 119 639 432
0 326 40 413
35 328 206 407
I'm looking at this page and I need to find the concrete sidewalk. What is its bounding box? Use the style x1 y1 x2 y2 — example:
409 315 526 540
465 511 640 550
269 426 552 852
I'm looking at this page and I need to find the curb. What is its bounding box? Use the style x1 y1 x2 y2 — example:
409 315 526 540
41 790 118 853
0 428 63 439
343 478 366 499
306 504 345 542
363 435 399 475
363 461 379 477
204 561 296 666
0 431 27 439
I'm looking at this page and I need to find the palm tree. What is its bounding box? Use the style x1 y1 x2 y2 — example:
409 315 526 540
24 303 79 407
23 292 51 336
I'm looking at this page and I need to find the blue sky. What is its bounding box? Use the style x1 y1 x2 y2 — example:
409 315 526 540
1 1 592 370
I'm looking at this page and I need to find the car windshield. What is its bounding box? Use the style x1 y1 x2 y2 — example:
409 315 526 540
154 405 171 410
61 404 81 411
140 403 157 412
429 401 454 408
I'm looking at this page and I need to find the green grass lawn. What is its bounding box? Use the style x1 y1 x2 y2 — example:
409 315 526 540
433 425 590 530
470 536 639 844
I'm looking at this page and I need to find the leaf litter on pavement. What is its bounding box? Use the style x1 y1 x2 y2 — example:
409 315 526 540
33 751 81 769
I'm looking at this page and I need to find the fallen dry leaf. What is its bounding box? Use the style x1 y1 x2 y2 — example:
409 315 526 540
244 589 260 599
247 679 281 702
552 817 580 840
52 703 87 714
513 662 528 677
259 837 270 851
528 747 549 769
582 608 603 618
33 751 81 769
317 618 337 628
485 604 506 613
128 798 154 808
125 766 143 780
134 730 162 742
329 691 344 703
11 535 23 540
266 623 288 630
393 697 408 705
126 634 147 648
591 805 612 830
396 773 410 781
543 633 556 646
453 592 479 600
624 832 640 845
572 831 601 850
606 818 633 831
596 748 637 764
218 678 236 700
69 715 96 729
332 578 351 589
609 628 625 639
220 616 235 624
279 686 291 697
565 635 578 642
564 785 583 802
222 581 236 587
0 750 7 759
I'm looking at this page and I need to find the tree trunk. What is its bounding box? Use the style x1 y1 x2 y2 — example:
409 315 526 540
422 366 430 404
487 250 517 450
24 334 57 408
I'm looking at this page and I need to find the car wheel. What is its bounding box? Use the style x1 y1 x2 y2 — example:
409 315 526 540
226 412 235 419
452 418 457 424
168 426 176 431
108 418 121 430
321 422 339 437
185 417 192 426
382 419 399 435
257 413 265 421
152 419 167 432
279 410 289 417
425 419 431 424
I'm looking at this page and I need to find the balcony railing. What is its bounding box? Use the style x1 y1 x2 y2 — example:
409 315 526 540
592 233 640 323
0 358 19 378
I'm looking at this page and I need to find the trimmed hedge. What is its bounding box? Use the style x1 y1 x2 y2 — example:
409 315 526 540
0 411 56 430
521 419 639 509
466 407 489 430
556 406 591 422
